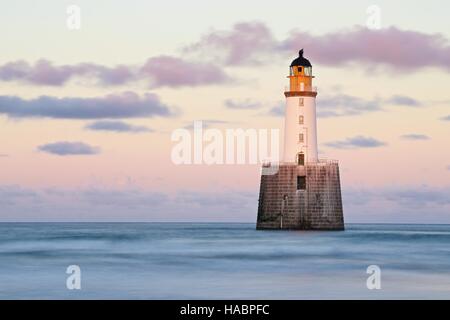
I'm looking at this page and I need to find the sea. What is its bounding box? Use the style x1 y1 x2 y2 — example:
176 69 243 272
0 223 449 299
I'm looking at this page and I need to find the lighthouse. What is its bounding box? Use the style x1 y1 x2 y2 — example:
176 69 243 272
256 50 344 230
283 49 318 164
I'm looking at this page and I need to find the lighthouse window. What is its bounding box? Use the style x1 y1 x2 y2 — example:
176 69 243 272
296 153 305 165
299 98 304 106
298 67 302 73
299 133 304 143
290 67 295 76
299 115 304 124
297 176 306 190
304 67 312 76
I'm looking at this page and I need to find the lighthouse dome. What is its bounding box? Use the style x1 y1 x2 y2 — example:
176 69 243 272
290 49 312 67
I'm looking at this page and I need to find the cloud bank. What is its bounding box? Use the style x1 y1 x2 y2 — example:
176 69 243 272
1 185 449 223
343 186 450 223
0 185 256 222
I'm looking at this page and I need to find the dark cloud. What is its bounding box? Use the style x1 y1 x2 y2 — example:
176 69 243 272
324 136 386 149
0 57 230 88
0 154 8 157
0 92 172 119
37 141 100 156
224 99 262 110
186 22 450 72
85 120 153 133
400 134 430 140
441 115 450 121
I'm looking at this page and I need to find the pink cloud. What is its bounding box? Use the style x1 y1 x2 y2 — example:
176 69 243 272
186 22 450 72
2 23 448 89
140 56 230 87
282 26 450 71
0 57 229 87
0 59 135 86
184 22 276 65
0 60 72 85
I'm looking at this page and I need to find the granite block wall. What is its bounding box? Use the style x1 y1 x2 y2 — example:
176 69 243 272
256 162 344 230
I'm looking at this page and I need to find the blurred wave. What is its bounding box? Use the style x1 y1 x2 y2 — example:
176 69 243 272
0 223 449 299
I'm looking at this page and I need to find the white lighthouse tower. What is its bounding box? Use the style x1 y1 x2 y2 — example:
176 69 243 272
283 49 318 164
257 50 344 230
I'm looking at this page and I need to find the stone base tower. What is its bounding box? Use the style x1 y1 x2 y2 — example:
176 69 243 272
256 50 344 230
256 162 344 230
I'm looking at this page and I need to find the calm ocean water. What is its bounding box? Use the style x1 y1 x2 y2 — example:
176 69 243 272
0 223 449 299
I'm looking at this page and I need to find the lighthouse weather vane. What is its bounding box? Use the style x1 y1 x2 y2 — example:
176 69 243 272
256 49 344 230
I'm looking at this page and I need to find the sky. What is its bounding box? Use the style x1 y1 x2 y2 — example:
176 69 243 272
0 0 449 222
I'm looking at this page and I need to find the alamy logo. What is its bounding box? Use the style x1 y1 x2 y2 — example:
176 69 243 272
66 5 81 30
66 265 81 290
171 121 280 175
366 5 382 30
366 265 381 290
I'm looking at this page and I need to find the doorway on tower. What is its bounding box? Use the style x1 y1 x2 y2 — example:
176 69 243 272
296 152 305 166
297 176 306 190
